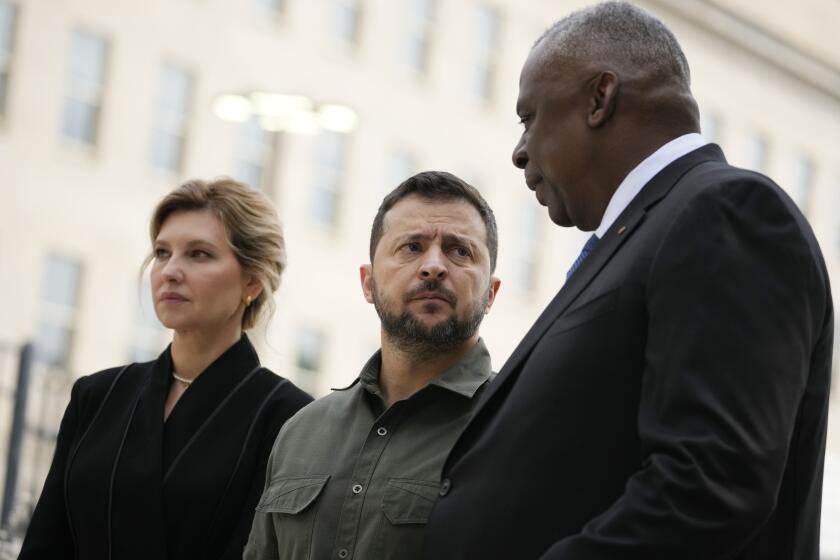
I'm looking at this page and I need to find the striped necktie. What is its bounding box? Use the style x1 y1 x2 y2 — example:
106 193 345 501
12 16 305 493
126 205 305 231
566 234 599 280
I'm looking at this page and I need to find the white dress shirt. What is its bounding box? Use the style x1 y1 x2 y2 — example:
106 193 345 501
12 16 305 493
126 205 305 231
594 133 708 238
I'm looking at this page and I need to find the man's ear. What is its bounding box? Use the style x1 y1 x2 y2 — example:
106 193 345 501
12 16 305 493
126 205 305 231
485 277 502 314
360 264 375 304
587 71 619 128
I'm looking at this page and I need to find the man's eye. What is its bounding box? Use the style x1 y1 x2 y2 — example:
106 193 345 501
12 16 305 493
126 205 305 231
404 242 421 253
452 247 471 258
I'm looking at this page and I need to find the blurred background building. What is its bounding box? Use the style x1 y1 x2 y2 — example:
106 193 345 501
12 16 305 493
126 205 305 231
0 0 838 556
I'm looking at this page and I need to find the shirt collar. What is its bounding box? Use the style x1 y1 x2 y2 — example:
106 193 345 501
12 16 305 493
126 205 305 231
427 338 492 398
335 338 493 400
595 133 707 238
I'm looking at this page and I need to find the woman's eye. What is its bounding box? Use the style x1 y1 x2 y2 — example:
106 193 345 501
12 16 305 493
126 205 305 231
154 248 169 259
191 249 211 258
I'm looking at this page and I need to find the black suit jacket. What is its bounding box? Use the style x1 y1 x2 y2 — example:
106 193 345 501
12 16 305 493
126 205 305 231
423 145 833 559
19 335 312 560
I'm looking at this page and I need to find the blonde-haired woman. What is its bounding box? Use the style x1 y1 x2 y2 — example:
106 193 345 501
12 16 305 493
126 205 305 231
21 178 312 559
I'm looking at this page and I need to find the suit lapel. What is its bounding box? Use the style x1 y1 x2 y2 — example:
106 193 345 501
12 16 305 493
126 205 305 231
161 335 259 481
474 144 726 413
109 355 169 558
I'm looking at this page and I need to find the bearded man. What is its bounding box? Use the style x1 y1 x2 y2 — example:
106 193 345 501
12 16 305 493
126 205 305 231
244 170 501 560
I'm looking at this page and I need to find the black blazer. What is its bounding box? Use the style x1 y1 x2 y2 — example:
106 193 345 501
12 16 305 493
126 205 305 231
423 145 833 559
20 335 312 560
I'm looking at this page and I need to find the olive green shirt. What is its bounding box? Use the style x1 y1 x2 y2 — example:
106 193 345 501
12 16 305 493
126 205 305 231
243 339 493 560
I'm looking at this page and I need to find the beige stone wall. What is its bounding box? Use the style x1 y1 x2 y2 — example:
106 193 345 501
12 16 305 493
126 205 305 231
0 0 837 551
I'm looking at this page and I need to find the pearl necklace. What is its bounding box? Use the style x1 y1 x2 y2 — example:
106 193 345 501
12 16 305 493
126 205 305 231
172 372 193 387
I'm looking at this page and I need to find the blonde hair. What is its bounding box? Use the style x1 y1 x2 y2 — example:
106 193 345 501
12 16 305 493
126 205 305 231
146 178 286 330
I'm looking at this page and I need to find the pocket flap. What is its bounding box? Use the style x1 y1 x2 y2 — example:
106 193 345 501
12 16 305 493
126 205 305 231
381 479 439 525
256 475 330 514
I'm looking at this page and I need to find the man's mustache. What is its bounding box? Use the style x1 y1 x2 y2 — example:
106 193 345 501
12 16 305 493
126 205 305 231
403 280 457 306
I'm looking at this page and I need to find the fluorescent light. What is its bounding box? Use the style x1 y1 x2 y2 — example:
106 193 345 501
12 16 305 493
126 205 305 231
250 92 314 117
214 92 359 134
213 94 253 123
259 111 322 135
258 115 289 132
318 104 359 132
284 111 323 135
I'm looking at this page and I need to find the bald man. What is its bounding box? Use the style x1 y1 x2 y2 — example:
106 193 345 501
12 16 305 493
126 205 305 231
423 2 832 559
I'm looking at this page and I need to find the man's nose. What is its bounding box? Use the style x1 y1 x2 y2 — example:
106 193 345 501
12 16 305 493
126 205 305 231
418 247 447 280
512 135 528 169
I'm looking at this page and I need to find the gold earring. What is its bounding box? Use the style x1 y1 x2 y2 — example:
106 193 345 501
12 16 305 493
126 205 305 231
244 295 253 307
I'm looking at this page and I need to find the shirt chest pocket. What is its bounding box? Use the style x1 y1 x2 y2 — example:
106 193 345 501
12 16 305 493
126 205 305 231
256 475 330 560
376 479 440 557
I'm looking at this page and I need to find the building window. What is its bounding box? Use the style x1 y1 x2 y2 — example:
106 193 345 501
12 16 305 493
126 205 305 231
36 255 82 368
255 0 285 15
150 63 193 173
236 117 277 191
295 326 324 394
745 132 769 173
512 201 540 293
789 154 814 215
310 132 347 227
127 282 167 362
471 5 500 101
0 1 18 118
385 149 416 194
62 29 109 145
836 176 840 256
403 0 434 74
296 326 324 372
334 0 362 46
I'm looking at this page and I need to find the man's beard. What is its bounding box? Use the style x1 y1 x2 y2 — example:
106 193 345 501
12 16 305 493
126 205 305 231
372 277 488 361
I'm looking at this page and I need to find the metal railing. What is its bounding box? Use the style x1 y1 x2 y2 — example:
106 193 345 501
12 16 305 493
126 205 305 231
0 341 73 559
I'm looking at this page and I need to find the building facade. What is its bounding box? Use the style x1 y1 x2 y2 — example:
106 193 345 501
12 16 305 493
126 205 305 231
0 0 838 555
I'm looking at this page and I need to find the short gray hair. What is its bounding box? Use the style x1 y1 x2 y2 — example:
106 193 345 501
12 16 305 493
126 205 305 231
536 1 691 87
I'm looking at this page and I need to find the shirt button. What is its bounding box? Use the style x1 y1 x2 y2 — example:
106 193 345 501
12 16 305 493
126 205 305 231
338 549 349 559
377 427 387 436
352 484 363 494
439 478 451 496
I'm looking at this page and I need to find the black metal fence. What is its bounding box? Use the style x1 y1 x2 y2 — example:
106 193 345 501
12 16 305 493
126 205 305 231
0 340 74 559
